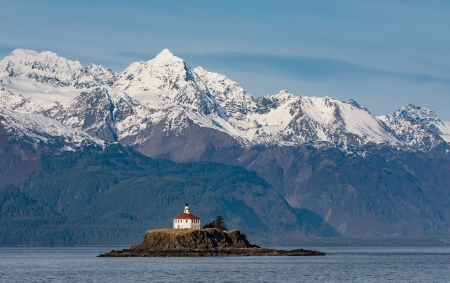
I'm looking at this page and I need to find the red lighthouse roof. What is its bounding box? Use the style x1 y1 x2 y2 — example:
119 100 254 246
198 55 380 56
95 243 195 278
174 213 200 220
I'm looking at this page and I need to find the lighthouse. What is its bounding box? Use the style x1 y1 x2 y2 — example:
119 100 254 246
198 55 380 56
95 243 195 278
173 204 201 229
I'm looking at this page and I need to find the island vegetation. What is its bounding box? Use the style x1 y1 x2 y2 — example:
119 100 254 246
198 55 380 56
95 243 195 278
202 215 227 231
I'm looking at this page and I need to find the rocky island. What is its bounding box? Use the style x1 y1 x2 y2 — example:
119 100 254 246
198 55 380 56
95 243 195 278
99 228 325 257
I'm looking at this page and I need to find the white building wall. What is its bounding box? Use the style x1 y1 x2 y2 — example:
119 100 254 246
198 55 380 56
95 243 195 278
173 219 201 229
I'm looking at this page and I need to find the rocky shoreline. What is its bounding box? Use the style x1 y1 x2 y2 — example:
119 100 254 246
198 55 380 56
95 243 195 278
99 247 324 257
98 228 325 257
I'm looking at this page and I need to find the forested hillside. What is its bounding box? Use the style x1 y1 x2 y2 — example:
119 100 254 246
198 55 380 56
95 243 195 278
0 145 336 246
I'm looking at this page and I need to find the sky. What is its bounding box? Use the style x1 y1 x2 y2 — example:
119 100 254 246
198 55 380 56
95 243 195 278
1 0 449 119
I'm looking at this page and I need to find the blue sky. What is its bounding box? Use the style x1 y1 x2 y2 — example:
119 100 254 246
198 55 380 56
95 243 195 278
1 0 449 119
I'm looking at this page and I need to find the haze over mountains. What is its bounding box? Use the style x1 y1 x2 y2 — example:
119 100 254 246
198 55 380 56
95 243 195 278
1 48 450 242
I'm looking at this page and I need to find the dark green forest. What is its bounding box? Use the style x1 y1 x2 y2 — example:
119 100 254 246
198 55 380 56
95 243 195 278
0 144 337 246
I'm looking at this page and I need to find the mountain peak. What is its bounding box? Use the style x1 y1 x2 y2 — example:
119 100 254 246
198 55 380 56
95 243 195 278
273 89 293 98
5 49 81 67
345 99 371 113
394 104 441 124
153 48 176 61
9 48 40 58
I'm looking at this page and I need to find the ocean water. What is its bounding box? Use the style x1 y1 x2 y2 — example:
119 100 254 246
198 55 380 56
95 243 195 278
0 246 449 282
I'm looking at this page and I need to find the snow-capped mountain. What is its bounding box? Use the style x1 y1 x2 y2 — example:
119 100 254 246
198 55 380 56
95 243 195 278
0 48 448 152
393 104 450 143
0 107 104 152
193 66 258 115
0 49 82 87
379 104 450 150
0 85 43 113
74 63 117 89
45 86 145 142
0 49 116 108
113 48 219 116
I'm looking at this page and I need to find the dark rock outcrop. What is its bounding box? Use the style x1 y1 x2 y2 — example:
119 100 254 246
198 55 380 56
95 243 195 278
139 228 256 250
99 228 325 257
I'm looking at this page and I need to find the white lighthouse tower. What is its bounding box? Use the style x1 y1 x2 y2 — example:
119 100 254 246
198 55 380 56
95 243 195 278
173 204 201 229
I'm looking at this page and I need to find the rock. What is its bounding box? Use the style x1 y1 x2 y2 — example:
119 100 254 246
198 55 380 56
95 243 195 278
139 228 256 250
98 228 324 257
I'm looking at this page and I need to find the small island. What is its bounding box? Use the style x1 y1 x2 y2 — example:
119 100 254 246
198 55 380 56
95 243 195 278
98 228 324 257
99 204 324 257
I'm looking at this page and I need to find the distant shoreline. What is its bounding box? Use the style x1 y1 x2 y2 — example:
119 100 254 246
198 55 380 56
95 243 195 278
254 236 450 248
2 237 450 248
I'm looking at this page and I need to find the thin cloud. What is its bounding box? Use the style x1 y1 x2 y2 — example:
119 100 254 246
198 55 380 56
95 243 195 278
180 52 450 84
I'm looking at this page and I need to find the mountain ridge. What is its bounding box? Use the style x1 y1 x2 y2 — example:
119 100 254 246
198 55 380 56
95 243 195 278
1 48 448 152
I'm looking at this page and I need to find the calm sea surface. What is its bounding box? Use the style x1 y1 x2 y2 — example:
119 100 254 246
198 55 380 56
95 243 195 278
0 246 449 282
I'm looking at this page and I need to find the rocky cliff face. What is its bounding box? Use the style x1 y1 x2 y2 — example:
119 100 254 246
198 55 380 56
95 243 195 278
100 228 325 257
139 228 254 250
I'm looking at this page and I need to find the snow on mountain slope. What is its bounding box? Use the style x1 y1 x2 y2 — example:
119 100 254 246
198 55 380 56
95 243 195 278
379 104 448 150
74 63 117 89
191 66 400 147
44 85 233 145
45 87 143 142
218 91 400 147
0 85 43 113
193 66 257 116
0 49 116 108
113 49 219 116
438 121 450 143
0 49 82 87
0 107 104 151
0 48 446 152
